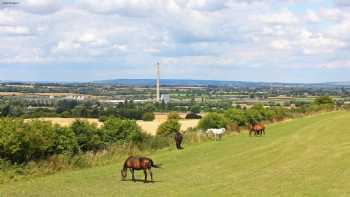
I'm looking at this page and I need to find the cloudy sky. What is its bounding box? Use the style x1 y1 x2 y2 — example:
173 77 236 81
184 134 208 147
0 0 350 82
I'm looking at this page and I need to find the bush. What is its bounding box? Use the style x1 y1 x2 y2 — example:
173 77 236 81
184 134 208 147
185 113 202 119
314 96 334 105
157 119 181 136
190 105 201 114
224 108 247 126
198 112 228 130
344 104 350 111
142 112 155 121
167 112 181 120
71 120 105 152
102 117 143 144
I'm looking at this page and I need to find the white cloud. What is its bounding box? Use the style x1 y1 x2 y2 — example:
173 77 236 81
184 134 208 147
20 0 62 14
298 29 347 55
1 0 350 81
0 25 31 35
257 9 299 25
305 10 320 23
270 40 290 50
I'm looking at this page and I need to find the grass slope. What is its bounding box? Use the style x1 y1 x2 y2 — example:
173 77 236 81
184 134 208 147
1 111 350 197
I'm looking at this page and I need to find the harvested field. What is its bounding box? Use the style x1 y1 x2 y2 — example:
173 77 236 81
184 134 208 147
27 115 199 135
26 118 104 127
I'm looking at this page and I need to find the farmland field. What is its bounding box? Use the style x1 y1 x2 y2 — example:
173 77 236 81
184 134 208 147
2 111 350 196
28 114 199 135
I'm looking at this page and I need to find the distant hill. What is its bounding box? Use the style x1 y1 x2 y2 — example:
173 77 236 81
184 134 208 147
93 78 350 88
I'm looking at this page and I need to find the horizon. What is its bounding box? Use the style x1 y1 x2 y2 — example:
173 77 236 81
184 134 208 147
1 0 350 82
1 78 349 85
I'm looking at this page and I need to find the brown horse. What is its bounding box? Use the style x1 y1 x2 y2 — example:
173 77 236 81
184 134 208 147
121 156 160 183
175 131 183 150
249 123 266 136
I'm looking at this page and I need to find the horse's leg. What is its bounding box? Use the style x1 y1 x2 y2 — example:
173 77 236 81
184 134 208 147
143 169 148 183
130 169 135 182
149 168 153 182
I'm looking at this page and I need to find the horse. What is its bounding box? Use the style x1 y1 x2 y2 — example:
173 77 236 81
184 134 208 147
249 123 265 136
206 128 226 141
121 156 160 183
175 131 183 150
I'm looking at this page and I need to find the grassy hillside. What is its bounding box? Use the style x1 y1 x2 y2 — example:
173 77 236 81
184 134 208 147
1 111 350 197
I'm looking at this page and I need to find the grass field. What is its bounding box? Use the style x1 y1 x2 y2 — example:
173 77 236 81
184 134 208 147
2 111 350 196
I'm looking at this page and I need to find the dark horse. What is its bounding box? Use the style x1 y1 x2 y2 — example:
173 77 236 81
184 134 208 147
121 156 160 183
175 131 183 150
249 123 266 136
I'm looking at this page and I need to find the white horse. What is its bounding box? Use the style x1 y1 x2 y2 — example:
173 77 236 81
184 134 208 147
206 128 226 141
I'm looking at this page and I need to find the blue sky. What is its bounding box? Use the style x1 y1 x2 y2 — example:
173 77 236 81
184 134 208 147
1 0 350 83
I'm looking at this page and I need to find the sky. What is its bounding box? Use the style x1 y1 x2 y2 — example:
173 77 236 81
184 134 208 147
0 0 350 83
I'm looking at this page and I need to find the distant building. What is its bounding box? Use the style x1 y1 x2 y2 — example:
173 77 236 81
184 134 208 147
64 95 89 101
160 94 170 103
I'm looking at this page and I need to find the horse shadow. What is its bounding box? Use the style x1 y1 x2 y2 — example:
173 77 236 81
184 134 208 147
121 178 161 183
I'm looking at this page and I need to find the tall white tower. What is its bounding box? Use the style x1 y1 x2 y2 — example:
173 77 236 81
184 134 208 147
156 62 160 102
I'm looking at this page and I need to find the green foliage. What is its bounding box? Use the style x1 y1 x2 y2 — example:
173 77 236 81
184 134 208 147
314 96 334 105
102 118 142 144
344 104 350 111
157 119 181 136
142 112 155 121
167 112 181 120
56 100 78 114
190 104 201 114
52 126 79 155
198 112 227 130
70 120 105 152
224 108 247 126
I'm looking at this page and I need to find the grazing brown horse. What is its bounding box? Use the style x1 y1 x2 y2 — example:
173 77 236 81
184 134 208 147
121 156 160 183
249 123 266 136
175 131 183 150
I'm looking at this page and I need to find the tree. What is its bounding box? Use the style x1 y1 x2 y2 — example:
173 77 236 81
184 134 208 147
167 112 181 120
198 112 227 130
157 119 181 136
190 104 201 114
314 96 334 105
71 120 105 151
224 108 247 126
142 112 155 121
102 117 142 144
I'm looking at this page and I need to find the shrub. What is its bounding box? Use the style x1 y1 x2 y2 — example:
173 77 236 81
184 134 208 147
52 126 79 155
344 104 350 111
190 105 201 114
71 120 105 152
167 112 181 120
198 112 227 130
102 117 143 144
142 112 155 121
185 113 202 119
157 119 181 136
224 108 247 126
314 96 334 105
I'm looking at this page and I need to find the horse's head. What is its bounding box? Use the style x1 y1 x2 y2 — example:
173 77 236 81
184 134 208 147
121 169 127 180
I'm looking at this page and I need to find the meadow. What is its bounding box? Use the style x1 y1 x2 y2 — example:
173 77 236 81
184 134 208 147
1 111 349 196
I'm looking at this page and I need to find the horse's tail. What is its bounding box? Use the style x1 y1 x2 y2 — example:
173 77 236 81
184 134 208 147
150 160 161 168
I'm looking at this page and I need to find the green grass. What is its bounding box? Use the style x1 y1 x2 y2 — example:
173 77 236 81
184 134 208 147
1 111 350 197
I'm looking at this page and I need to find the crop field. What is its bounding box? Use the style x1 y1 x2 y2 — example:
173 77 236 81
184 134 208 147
3 111 350 196
26 118 104 127
28 114 199 135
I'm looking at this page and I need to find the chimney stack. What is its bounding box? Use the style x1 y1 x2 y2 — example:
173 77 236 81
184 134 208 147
156 62 160 102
